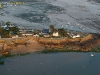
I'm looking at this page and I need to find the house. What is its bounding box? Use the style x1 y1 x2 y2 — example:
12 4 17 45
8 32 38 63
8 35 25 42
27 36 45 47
41 29 50 34
53 31 59 37
19 28 25 34
0 25 10 30
22 33 33 36
21 32 33 37
38 29 50 37
67 31 81 38
1 25 7 28
72 34 80 38
33 34 39 37
44 34 50 37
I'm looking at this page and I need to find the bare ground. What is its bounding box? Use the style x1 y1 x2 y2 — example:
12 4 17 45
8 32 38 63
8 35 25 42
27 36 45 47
10 39 44 54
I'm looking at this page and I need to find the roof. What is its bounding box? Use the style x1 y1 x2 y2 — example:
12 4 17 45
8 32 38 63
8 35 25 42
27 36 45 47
42 29 49 34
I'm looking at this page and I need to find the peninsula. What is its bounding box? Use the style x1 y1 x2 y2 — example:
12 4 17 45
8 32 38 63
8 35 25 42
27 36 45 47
0 22 100 56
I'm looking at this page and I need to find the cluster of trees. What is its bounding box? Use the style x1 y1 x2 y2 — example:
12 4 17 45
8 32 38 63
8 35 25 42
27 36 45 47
9 26 19 34
0 27 11 38
49 25 68 37
0 22 19 38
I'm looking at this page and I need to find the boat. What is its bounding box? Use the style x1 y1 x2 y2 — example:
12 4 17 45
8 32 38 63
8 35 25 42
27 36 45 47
90 54 94 57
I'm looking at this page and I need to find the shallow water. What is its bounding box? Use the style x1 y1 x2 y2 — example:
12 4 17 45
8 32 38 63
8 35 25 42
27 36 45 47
0 52 100 75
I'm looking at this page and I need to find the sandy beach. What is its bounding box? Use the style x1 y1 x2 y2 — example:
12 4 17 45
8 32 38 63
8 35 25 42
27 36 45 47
10 39 44 54
0 38 44 55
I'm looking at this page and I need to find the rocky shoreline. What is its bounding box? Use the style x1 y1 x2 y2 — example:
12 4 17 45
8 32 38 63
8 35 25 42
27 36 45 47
38 33 100 52
0 33 100 56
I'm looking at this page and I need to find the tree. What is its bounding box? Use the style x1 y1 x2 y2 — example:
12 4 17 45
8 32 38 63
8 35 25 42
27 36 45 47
0 27 11 38
58 28 67 37
6 22 11 26
49 25 55 33
9 26 19 34
34 29 40 35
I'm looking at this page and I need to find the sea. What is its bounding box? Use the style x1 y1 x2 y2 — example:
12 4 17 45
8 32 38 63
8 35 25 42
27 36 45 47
0 52 100 75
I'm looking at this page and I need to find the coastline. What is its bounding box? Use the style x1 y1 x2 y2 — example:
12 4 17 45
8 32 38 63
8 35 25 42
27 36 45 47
0 37 44 56
38 33 100 52
10 39 44 54
0 33 100 56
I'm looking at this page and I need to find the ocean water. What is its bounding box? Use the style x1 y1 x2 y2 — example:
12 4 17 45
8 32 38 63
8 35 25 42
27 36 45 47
0 52 100 75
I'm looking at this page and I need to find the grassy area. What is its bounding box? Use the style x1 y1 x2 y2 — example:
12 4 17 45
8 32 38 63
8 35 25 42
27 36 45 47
91 48 100 52
4 53 30 57
0 52 30 58
36 48 89 54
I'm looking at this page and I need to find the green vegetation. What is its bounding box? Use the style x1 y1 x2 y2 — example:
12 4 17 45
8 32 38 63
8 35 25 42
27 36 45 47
0 27 11 38
0 22 19 38
0 52 30 58
9 26 19 34
58 28 67 37
49 25 55 33
91 47 100 52
36 48 89 54
49 25 69 37
34 29 40 35
6 22 11 26
18 53 30 56
0 61 4 65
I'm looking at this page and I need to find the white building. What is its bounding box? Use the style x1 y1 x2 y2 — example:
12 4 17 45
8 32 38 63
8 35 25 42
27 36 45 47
22 33 33 36
53 32 59 37
34 34 39 37
44 34 50 37
72 34 80 38
1 25 7 28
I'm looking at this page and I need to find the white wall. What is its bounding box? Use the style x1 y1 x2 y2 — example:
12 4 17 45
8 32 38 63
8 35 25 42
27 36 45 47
53 32 59 37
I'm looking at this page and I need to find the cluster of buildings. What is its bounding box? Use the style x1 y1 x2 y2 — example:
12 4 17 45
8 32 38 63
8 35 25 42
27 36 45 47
39 29 88 38
0 22 15 29
67 30 89 38
0 21 88 38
